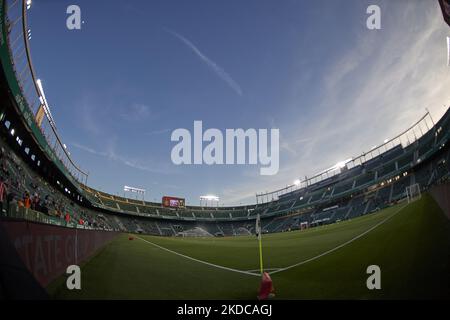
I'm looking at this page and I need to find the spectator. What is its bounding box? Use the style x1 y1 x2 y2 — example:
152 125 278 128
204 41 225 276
0 178 7 216
41 195 49 215
0 158 8 177
64 212 70 225
23 192 31 209
31 193 40 211
6 189 14 215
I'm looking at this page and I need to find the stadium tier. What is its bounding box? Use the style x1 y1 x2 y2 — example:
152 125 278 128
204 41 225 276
1 104 450 237
0 0 450 239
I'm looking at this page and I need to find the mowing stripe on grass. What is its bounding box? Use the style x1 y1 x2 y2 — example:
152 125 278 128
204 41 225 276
136 236 261 277
269 203 408 275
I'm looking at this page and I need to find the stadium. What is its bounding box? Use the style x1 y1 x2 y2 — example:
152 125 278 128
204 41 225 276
0 0 450 301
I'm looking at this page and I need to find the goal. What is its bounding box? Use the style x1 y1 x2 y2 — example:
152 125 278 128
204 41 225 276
405 183 421 203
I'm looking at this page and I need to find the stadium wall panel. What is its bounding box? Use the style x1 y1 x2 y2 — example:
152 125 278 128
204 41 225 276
0 219 119 287
430 182 450 220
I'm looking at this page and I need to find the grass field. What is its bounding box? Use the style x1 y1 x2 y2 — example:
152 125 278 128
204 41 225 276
47 194 450 299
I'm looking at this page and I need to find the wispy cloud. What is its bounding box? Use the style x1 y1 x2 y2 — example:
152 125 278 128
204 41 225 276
165 28 243 96
79 96 103 136
72 142 177 175
220 1 450 205
145 128 171 136
119 103 156 122
67 2 450 206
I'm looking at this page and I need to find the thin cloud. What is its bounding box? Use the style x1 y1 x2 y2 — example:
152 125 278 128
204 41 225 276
145 128 171 136
220 1 450 205
119 103 155 122
72 142 178 175
165 28 243 96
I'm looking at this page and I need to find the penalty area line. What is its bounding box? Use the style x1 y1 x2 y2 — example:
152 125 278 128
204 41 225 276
136 236 260 277
269 203 408 276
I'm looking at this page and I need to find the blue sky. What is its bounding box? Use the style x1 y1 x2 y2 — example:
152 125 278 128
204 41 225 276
27 0 450 205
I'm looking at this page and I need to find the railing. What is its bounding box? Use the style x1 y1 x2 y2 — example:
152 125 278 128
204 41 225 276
2 0 88 185
4 203 102 230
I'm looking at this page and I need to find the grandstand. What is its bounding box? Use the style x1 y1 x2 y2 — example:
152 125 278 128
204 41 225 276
2 96 450 236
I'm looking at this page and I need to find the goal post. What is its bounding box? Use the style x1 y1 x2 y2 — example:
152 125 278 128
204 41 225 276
406 183 421 203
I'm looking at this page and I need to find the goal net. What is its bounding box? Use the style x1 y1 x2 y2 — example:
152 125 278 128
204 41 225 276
406 183 421 203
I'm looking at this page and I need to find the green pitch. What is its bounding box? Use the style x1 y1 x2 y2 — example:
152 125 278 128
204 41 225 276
47 193 450 299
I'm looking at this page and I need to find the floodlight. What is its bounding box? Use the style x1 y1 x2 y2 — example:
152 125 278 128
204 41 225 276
200 195 219 202
335 158 352 169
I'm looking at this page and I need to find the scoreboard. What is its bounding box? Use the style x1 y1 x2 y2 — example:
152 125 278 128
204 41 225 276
162 196 185 208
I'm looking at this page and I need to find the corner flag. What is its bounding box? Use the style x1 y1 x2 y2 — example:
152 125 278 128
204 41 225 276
256 214 263 275
256 213 261 240
255 214 275 300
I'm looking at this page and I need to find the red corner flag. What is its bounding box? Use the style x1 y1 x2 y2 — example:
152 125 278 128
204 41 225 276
258 272 275 300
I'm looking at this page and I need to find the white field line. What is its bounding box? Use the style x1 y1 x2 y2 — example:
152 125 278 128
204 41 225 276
246 268 281 272
246 268 281 275
136 203 407 278
136 236 260 277
269 204 408 275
